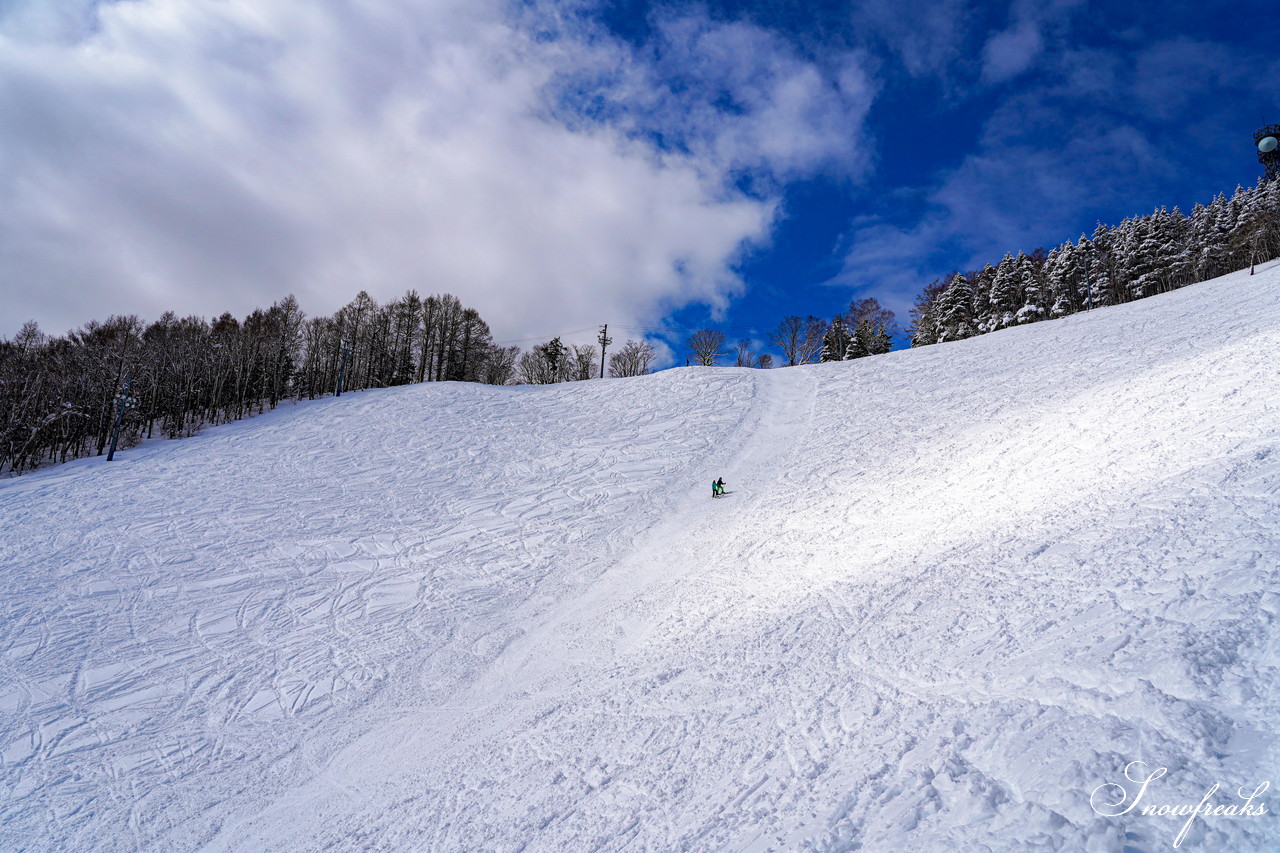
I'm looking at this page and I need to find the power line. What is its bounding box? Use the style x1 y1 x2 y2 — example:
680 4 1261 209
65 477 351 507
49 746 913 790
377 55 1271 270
491 321 773 348
606 323 767 335
490 326 601 346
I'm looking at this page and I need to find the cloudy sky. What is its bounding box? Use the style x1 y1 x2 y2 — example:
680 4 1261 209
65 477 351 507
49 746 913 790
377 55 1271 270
2 0 1276 358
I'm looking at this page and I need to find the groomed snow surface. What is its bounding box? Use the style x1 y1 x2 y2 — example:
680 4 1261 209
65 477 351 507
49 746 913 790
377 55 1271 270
3 264 1280 852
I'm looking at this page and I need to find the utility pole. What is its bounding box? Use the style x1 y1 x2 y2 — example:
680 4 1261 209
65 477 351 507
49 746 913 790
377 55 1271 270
597 324 612 379
107 377 136 461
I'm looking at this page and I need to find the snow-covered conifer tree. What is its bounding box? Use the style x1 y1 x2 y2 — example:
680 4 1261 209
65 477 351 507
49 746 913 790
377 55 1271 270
935 274 976 342
1163 206 1193 289
907 279 947 347
820 319 851 362
1014 252 1046 325
988 254 1020 330
1045 243 1081 317
972 265 996 333
872 323 893 354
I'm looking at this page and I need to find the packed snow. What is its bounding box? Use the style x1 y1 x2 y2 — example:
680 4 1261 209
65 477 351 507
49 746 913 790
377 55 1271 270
3 263 1280 851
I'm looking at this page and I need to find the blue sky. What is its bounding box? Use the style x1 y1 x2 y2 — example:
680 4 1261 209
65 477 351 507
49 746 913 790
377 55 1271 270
2 0 1276 364
609 0 1280 353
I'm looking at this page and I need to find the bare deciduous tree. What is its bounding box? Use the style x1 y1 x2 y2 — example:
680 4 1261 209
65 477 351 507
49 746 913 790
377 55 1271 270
844 297 898 339
1 290 507 474
517 342 558 385
608 340 656 377
687 329 725 366
569 344 598 381
770 316 825 366
482 345 519 385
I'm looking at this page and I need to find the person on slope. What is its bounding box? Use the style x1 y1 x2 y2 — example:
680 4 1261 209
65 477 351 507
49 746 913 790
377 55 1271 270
712 477 726 498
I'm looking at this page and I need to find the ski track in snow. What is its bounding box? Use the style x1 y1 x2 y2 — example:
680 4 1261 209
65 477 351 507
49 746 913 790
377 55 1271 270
3 263 1280 851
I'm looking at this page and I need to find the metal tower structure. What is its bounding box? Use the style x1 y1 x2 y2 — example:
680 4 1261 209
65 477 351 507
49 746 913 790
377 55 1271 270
1256 124 1280 181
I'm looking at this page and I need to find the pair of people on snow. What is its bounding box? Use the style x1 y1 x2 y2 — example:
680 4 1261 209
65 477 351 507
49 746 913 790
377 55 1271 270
711 477 726 498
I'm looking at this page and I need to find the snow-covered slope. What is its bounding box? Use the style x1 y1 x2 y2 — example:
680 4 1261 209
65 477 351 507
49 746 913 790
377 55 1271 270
3 264 1280 852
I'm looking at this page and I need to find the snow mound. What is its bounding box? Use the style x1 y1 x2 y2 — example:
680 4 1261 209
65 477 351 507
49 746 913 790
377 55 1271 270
3 263 1280 851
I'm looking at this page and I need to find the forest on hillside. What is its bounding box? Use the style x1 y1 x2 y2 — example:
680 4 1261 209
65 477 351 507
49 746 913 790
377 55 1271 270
0 292 513 474
3 176 1277 475
907 178 1280 345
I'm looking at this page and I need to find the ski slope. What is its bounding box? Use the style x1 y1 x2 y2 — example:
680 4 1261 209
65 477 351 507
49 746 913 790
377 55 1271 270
3 263 1280 851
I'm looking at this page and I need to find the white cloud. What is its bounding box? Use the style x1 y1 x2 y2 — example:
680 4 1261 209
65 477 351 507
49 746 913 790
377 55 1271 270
834 100 1163 319
0 0 874 346
0 0 103 44
981 20 1043 84
850 0 974 83
635 15 877 181
830 8 1268 331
